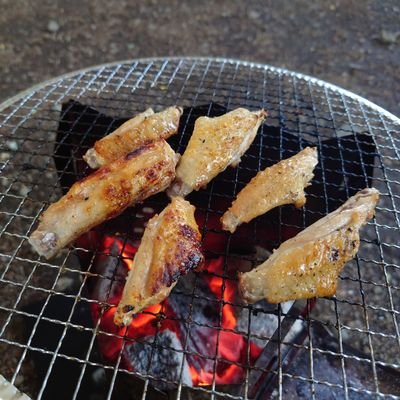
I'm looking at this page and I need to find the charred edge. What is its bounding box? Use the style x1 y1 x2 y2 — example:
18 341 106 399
77 165 112 184
155 250 204 291
159 262 175 289
341 188 377 211
166 252 204 286
179 224 201 241
145 168 157 181
329 248 340 262
181 252 204 273
149 224 203 292
122 305 134 313
125 142 157 160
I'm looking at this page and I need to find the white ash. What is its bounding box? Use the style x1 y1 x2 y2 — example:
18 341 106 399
0 374 31 400
91 368 106 385
236 300 294 348
55 276 76 292
123 330 192 390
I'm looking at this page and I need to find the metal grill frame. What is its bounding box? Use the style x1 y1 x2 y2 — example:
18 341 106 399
0 57 399 400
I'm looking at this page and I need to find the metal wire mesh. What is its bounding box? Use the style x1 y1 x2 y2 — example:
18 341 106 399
0 58 399 399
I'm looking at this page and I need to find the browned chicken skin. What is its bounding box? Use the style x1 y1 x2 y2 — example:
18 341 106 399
167 108 267 198
29 140 178 259
239 188 379 304
114 196 204 327
221 147 318 233
83 106 182 168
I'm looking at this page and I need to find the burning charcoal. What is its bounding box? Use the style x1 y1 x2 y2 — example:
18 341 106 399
123 331 192 390
79 235 135 305
236 300 294 348
168 272 215 325
54 101 378 392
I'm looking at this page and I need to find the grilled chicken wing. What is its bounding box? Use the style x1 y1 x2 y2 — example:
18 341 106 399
83 106 182 168
29 140 178 259
240 188 379 304
221 147 318 233
167 108 267 198
114 196 204 326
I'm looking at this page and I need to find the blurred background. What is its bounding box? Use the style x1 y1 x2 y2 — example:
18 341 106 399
0 0 399 115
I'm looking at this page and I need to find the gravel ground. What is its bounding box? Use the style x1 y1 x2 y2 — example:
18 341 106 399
0 0 399 115
0 1 399 398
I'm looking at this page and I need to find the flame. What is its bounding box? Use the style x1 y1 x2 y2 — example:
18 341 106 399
88 236 262 387
188 257 262 386
206 258 237 330
102 235 136 270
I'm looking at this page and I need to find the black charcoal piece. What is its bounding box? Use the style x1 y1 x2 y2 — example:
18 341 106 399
52 100 379 392
123 331 192 390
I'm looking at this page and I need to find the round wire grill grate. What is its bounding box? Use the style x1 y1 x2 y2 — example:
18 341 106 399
0 57 399 399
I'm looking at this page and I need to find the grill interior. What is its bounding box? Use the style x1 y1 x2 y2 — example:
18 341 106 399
0 58 399 399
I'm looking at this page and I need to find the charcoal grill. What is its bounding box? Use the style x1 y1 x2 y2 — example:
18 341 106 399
0 57 399 400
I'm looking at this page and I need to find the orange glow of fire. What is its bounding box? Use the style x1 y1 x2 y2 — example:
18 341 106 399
90 237 262 387
102 236 136 269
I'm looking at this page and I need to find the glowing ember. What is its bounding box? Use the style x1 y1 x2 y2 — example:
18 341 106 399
83 234 262 387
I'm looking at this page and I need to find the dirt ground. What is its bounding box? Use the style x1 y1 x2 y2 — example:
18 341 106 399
0 0 399 116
